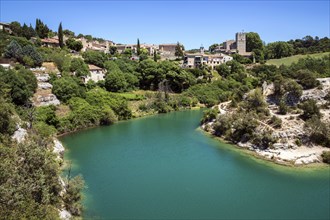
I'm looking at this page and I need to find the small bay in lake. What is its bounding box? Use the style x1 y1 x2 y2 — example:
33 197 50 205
61 110 330 219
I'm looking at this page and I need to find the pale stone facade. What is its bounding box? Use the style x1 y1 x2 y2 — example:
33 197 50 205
82 64 106 83
183 49 233 69
215 32 251 56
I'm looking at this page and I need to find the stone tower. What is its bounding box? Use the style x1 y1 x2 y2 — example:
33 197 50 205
235 32 246 55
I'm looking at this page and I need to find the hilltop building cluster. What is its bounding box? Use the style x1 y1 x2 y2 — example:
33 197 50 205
214 32 252 56
183 47 233 69
1 20 250 74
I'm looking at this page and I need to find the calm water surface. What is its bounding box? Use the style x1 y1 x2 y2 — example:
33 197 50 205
61 110 330 219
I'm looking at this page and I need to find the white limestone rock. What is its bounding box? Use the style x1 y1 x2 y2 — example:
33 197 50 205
36 74 50 82
59 209 72 220
12 126 27 143
37 94 60 106
53 139 65 157
294 154 320 165
38 82 53 89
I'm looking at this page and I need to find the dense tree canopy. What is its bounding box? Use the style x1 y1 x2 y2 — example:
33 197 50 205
265 41 294 59
66 38 83 51
70 58 89 77
246 32 263 52
35 18 50 38
82 50 107 68
52 77 85 102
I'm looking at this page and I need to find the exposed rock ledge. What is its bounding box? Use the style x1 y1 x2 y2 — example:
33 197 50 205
59 209 72 220
11 125 27 143
53 139 65 160
236 142 328 165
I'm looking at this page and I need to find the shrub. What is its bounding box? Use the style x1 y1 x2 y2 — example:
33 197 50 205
278 99 288 115
200 108 219 124
213 114 232 137
321 151 330 164
299 99 321 120
304 116 330 147
138 103 148 111
269 115 282 128
295 139 302 146
252 131 277 150
52 77 85 103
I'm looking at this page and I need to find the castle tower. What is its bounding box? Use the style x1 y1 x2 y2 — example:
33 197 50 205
200 44 204 54
235 32 246 55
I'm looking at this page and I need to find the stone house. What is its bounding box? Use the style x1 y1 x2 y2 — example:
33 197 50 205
78 38 113 53
41 38 60 47
183 47 233 69
0 22 12 34
159 44 177 55
81 64 106 83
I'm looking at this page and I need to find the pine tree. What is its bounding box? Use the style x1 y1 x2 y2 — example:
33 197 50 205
35 19 40 36
58 22 64 48
35 18 50 38
137 38 141 55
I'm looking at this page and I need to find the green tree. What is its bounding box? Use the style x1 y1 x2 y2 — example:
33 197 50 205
52 51 71 73
66 38 83 51
105 69 128 92
244 88 268 115
153 50 157 62
0 98 16 135
35 18 50 38
246 32 263 52
100 107 118 125
296 69 320 89
278 98 288 115
52 77 85 102
122 48 132 57
58 22 64 48
22 45 43 67
0 68 35 105
82 50 107 68
137 38 141 55
21 23 36 40
70 58 89 77
284 79 303 106
208 43 219 53
175 42 184 57
4 40 22 60
305 116 330 147
300 99 321 120
265 41 294 59
63 29 75 37
109 46 117 55
9 21 22 36
63 175 85 216
215 63 231 78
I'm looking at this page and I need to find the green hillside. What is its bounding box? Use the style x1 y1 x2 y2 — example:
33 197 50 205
266 52 330 66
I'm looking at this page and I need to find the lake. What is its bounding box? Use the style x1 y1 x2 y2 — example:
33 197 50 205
61 110 330 219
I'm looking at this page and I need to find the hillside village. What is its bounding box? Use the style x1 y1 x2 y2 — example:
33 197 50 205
1 21 252 108
0 18 329 220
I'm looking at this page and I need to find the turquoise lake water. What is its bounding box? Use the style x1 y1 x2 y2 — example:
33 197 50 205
61 110 330 219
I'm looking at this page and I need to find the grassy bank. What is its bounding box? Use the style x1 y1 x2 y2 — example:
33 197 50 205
266 52 330 66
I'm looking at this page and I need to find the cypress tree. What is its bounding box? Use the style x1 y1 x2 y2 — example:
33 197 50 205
153 50 157 62
137 38 140 55
58 22 64 48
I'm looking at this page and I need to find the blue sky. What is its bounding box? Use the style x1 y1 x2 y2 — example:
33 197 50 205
1 0 329 49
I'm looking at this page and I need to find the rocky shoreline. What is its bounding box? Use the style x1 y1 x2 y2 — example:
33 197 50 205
201 78 330 167
202 128 329 167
